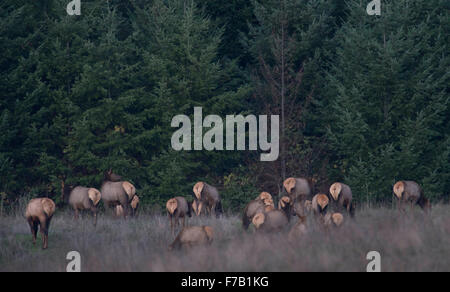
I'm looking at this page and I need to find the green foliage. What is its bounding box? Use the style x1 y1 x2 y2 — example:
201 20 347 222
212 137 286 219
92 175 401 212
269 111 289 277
0 0 448 211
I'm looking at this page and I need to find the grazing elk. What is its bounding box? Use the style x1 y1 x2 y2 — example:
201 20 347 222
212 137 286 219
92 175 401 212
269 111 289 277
168 226 214 250
166 197 192 236
101 171 137 218
311 194 329 216
329 182 355 217
252 210 289 233
283 177 313 204
25 198 56 249
242 194 275 230
68 187 101 226
393 181 431 213
193 182 223 217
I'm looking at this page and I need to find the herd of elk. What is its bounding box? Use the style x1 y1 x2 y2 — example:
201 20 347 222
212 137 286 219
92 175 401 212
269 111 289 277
24 174 431 250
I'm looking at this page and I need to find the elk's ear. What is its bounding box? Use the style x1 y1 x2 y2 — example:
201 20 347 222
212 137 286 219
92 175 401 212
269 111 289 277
252 213 265 229
193 182 204 200
332 213 344 227
122 182 136 199
329 183 342 201
42 198 56 217
393 181 405 200
203 226 214 241
317 194 329 209
166 198 178 215
88 188 102 206
283 178 296 194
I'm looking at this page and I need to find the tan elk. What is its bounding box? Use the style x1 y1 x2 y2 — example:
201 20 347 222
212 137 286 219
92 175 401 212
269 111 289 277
166 197 192 236
242 193 275 230
193 182 222 217
329 182 355 217
311 194 329 216
25 198 56 249
283 177 312 204
68 187 101 226
393 181 431 212
252 210 289 233
168 226 214 250
101 171 137 218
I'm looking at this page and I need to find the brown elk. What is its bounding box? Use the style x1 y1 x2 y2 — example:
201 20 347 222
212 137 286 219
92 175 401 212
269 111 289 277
168 226 214 250
329 182 355 217
393 181 431 212
25 198 56 249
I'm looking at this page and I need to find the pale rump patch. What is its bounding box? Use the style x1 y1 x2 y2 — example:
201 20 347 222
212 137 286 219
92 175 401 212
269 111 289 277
203 226 214 241
131 195 139 209
193 182 205 200
278 196 290 209
166 198 178 215
88 188 101 206
41 198 56 217
332 213 344 226
122 181 136 200
257 192 273 202
252 213 265 229
393 181 405 200
263 198 275 208
283 178 296 194
317 194 329 209
329 182 342 201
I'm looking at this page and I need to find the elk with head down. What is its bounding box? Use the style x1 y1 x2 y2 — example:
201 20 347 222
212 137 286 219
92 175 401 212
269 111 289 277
116 195 140 218
168 226 214 250
329 182 355 217
193 182 222 217
311 194 329 216
166 197 192 236
101 171 137 218
69 187 101 226
393 181 431 213
242 192 275 230
25 198 56 249
252 209 289 233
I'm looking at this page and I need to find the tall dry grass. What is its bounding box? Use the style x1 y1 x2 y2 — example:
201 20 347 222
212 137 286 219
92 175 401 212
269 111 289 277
0 204 449 272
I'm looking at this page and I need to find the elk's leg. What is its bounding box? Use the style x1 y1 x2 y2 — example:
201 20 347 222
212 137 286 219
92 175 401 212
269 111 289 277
28 218 38 245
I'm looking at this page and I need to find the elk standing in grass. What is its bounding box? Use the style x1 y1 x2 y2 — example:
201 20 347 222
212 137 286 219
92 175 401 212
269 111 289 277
329 182 355 217
69 187 101 226
25 198 56 249
393 181 431 213
101 171 136 218
166 197 191 236
193 182 223 217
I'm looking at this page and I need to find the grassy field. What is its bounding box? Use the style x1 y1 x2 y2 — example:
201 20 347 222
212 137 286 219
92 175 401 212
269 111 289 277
0 204 449 272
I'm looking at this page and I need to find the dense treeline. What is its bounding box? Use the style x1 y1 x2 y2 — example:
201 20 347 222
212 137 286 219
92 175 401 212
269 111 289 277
0 0 448 212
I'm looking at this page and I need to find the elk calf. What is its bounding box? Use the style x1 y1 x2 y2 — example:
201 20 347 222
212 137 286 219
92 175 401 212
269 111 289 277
25 198 56 249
